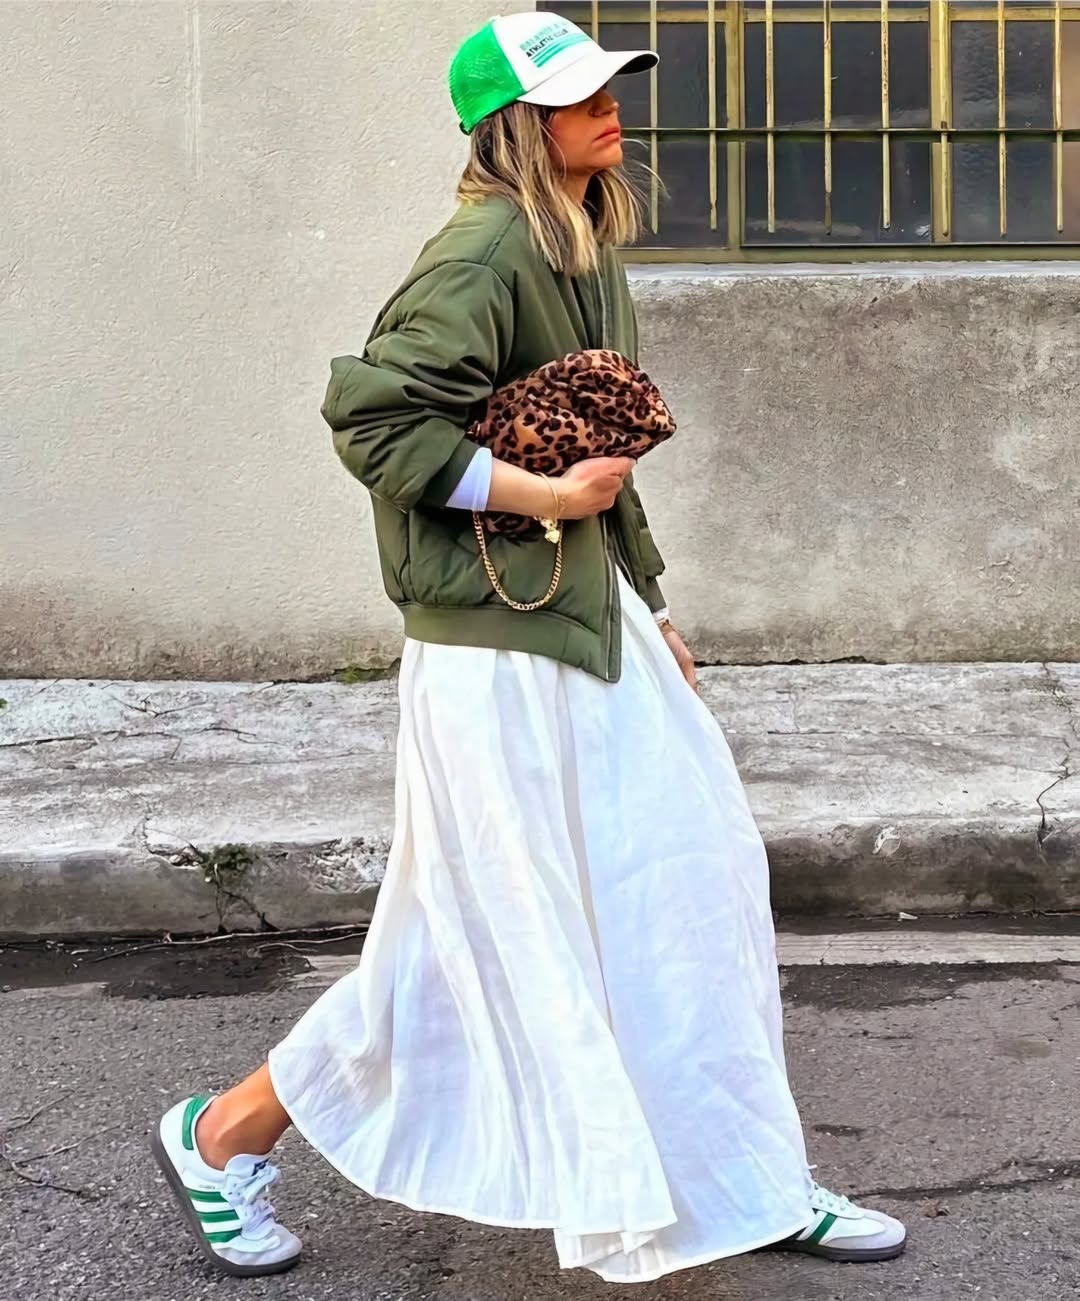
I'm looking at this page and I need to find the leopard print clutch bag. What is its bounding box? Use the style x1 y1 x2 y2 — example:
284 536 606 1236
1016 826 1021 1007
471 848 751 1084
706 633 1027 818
467 349 676 539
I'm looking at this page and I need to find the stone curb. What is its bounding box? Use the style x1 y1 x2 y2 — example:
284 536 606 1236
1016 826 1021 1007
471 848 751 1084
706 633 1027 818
1 664 1077 936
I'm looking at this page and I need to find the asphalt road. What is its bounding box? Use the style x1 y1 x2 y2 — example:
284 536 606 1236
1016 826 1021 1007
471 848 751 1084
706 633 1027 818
2 934 1079 1301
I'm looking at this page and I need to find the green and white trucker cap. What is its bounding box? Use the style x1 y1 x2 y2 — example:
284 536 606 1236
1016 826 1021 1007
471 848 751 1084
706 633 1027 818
450 12 658 134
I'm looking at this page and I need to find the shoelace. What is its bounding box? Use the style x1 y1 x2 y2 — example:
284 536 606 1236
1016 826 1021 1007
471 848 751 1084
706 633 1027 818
809 1181 856 1218
223 1160 280 1240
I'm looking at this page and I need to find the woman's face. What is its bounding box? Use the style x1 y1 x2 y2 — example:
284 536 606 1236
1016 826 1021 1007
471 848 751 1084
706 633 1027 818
547 87 623 181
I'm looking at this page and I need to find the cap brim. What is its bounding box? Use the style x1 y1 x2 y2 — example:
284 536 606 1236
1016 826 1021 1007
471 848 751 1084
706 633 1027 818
519 48 657 111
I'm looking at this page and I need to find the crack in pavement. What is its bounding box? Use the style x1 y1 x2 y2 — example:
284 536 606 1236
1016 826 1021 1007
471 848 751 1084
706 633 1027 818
0 734 101 750
1033 668 1078 855
2 730 362 764
860 1157 1080 1203
194 853 277 933
99 691 211 718
1036 752 1074 851
0 729 186 752
212 881 275 932
1040 663 1080 747
203 724 276 745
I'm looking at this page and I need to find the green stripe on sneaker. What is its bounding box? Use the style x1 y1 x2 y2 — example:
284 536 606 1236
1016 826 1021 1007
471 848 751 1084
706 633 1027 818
807 1211 838 1245
187 1188 227 1204
197 1209 240 1225
181 1094 211 1152
205 1229 243 1244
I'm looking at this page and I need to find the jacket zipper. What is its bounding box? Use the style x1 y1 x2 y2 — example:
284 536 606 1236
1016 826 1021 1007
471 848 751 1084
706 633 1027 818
596 266 622 680
600 516 620 681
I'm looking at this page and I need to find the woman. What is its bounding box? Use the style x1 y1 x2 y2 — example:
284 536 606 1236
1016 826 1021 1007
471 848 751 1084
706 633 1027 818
152 12 906 1284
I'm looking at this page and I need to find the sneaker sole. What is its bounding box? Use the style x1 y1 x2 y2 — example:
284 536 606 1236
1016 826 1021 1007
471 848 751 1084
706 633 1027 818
763 1238 908 1264
149 1129 301 1279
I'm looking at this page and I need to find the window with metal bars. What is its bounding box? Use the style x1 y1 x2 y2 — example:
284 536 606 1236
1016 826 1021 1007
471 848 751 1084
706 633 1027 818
541 1 1080 260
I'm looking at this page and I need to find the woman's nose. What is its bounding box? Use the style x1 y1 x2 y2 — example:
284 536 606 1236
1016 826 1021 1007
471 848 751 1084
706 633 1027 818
592 88 619 115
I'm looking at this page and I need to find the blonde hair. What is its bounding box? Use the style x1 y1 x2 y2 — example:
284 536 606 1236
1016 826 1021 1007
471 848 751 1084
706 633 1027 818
457 101 645 277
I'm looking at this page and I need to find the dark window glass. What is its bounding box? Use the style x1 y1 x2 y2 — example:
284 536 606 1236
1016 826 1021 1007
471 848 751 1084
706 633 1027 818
952 140 1066 243
1066 24 1080 130
951 23 998 130
952 20 1055 130
1004 140 1058 240
542 4 1080 252
656 21 723 130
832 21 886 130
745 21 929 130
888 22 933 129
646 140 729 248
647 21 728 248
745 140 931 245
745 23 824 129
745 140 825 243
1005 22 1054 128
833 140 932 244
951 142 999 241
952 21 1060 241
744 19 931 244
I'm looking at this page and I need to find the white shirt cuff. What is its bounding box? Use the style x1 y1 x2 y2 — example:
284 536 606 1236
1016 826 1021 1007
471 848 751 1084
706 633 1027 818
653 607 671 625
445 447 494 512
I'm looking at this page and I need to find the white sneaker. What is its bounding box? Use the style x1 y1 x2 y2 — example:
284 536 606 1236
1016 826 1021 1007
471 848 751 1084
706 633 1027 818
151 1094 303 1277
773 1182 907 1263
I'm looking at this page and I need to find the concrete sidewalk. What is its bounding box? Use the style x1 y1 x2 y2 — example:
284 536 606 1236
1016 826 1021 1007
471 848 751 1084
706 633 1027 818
1 663 1078 936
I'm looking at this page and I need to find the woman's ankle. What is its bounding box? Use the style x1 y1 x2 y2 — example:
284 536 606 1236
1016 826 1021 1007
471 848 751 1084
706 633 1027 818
193 1067 291 1171
194 1098 237 1171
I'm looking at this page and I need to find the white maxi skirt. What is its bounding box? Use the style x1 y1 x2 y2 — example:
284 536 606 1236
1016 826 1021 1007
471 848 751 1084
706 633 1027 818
269 576 812 1283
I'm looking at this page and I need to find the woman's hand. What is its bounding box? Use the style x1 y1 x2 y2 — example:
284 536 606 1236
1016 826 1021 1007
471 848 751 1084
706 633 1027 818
555 457 635 519
486 456 633 519
660 622 697 692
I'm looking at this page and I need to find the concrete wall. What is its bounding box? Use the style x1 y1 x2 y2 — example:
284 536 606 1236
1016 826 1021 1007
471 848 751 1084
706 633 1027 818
1 0 520 680
3 4 1079 677
632 264 1080 665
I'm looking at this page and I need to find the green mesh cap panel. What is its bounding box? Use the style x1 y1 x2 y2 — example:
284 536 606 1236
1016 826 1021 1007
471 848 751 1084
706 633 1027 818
449 21 526 134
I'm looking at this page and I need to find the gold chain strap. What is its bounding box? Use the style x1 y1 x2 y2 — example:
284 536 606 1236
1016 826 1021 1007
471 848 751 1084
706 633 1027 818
472 513 563 612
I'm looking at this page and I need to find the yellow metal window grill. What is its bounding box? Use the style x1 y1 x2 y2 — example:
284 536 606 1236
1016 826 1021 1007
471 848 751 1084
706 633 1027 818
541 1 1080 261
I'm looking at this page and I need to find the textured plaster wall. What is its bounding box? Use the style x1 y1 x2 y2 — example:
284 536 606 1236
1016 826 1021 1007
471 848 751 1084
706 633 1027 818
1 0 521 679
4 5 1079 676
630 264 1080 665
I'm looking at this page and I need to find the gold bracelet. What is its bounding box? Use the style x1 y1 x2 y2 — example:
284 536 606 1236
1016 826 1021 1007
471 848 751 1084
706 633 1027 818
537 473 562 545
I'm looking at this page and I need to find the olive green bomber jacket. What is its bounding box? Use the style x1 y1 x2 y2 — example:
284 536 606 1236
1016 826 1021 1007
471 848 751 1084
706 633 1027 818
322 196 667 682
